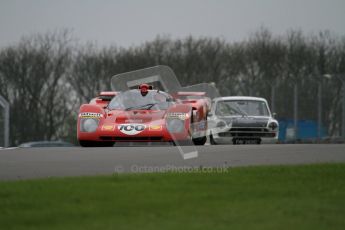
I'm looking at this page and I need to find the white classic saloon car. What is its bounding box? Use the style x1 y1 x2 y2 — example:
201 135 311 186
208 96 279 145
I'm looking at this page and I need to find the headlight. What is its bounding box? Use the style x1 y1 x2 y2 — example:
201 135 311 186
81 118 99 133
268 122 278 131
166 119 185 133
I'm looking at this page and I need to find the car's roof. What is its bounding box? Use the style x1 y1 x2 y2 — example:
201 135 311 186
213 96 268 102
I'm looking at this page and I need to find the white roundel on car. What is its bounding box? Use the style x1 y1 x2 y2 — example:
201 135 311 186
118 124 146 135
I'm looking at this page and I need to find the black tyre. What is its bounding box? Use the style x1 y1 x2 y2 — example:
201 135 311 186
209 134 218 145
193 136 207 145
79 140 95 147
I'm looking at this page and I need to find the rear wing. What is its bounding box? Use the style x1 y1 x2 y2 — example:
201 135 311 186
172 91 207 101
179 83 221 99
89 91 117 108
176 92 206 97
174 91 211 110
98 91 117 101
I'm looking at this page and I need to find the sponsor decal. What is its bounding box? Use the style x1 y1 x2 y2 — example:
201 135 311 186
118 124 146 135
149 125 162 131
166 112 189 120
102 124 115 131
79 112 103 119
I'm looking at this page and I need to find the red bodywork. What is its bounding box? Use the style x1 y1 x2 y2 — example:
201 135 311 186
77 89 210 146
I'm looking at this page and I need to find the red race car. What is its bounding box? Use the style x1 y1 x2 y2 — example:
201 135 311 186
77 66 211 147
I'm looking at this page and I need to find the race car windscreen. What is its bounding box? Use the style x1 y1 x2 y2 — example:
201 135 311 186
111 65 182 93
215 100 270 117
108 89 174 111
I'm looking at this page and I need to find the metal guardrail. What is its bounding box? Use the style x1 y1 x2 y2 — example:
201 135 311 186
0 95 9 148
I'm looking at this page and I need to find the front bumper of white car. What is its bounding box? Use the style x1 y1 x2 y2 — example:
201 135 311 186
211 128 278 144
209 117 279 144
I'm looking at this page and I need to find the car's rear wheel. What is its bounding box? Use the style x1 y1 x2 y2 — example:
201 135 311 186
79 140 115 147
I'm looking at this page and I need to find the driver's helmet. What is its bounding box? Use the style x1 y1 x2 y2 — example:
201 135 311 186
138 84 153 96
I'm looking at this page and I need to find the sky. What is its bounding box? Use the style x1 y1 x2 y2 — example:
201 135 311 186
1 0 345 48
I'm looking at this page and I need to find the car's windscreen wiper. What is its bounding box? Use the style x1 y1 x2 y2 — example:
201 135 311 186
233 105 248 117
125 103 157 111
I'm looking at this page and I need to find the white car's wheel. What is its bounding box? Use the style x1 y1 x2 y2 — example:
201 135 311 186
209 134 218 145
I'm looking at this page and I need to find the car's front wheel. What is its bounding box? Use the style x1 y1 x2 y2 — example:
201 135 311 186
192 136 207 145
209 134 218 145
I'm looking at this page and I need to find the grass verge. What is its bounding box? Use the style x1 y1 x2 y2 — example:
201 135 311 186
1 163 345 230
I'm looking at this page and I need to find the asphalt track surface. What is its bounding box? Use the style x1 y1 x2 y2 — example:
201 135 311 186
1 144 345 180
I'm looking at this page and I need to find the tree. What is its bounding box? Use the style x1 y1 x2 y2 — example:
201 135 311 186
0 30 73 145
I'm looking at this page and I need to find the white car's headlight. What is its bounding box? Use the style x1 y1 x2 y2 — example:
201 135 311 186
166 119 185 133
81 118 99 133
268 121 279 131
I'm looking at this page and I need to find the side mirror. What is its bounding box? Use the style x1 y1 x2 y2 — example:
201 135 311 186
208 113 213 117
272 112 277 118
